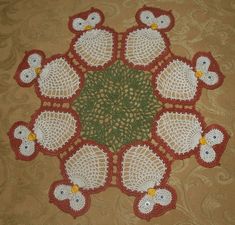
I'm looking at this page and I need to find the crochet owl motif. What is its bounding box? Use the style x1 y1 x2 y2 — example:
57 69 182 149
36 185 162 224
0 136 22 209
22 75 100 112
8 6 229 221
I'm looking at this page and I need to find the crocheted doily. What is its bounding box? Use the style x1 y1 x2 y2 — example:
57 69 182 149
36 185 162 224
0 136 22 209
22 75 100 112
8 6 230 221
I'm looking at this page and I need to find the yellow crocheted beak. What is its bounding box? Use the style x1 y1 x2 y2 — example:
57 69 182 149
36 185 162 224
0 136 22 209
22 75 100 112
84 25 93 31
34 67 41 76
147 188 157 197
150 23 158 30
195 70 204 78
199 137 207 145
71 184 80 193
27 132 37 141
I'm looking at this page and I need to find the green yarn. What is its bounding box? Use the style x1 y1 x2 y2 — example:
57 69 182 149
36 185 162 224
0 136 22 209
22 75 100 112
72 61 162 152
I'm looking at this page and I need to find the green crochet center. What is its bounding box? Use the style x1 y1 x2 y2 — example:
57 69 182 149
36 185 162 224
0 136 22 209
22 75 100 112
72 61 162 152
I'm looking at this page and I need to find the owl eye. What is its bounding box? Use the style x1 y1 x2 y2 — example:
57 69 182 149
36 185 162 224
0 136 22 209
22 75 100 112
54 184 70 201
72 18 85 31
87 12 101 25
200 71 219 86
19 140 35 157
156 15 171 29
205 129 224 146
199 145 216 163
14 125 30 139
27 53 42 68
196 56 211 72
19 68 37 84
154 189 172 206
140 10 155 25
138 195 154 214
69 192 86 211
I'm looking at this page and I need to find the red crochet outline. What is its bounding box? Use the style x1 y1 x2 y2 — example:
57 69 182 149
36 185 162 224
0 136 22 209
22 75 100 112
8 106 80 160
120 5 175 71
152 52 224 105
49 140 113 218
115 141 176 220
14 50 85 104
151 108 230 167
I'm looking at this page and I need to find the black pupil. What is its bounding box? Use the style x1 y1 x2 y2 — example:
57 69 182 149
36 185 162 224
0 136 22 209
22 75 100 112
146 16 149 19
203 61 206 64
61 191 63 194
205 151 209 154
92 17 95 20
25 146 28 149
161 21 163 23
19 131 22 134
208 76 211 79
33 59 36 62
213 136 216 139
76 199 79 202
26 75 29 78
79 23 82 25
161 196 163 199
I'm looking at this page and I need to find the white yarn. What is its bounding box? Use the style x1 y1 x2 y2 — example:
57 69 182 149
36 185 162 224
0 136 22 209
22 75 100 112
38 57 81 99
73 29 114 67
65 144 109 190
124 28 166 66
156 59 198 101
33 111 77 151
156 112 203 155
121 144 167 192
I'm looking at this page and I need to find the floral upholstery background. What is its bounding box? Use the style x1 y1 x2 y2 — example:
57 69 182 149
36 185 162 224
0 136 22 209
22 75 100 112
0 0 235 224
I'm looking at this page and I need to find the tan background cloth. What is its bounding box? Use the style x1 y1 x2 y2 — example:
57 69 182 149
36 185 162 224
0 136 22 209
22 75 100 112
0 0 235 224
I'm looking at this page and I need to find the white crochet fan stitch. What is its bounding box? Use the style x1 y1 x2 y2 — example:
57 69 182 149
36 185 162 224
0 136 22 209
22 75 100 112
65 144 110 190
38 57 82 99
156 112 203 155
124 28 166 66
33 111 77 151
155 59 198 101
121 144 167 193
73 29 114 67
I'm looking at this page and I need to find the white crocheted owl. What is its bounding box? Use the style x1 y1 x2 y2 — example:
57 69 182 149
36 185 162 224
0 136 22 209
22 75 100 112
8 108 79 160
117 142 176 220
69 8 118 69
15 50 83 101
153 52 224 104
121 6 174 70
49 142 112 217
153 109 229 167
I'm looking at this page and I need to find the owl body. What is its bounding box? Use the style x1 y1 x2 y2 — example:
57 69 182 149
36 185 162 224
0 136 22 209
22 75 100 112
123 27 167 68
153 109 229 167
69 8 118 70
153 53 224 104
15 51 83 102
72 28 117 69
117 142 176 219
8 108 79 160
49 142 112 217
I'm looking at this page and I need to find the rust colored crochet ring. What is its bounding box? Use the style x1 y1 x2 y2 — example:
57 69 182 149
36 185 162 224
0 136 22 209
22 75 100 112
8 6 229 221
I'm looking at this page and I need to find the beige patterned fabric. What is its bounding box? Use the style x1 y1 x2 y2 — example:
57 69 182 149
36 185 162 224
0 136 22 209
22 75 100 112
1 0 235 225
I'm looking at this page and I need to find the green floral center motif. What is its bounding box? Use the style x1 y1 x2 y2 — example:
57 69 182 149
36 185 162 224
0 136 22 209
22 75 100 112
72 61 162 152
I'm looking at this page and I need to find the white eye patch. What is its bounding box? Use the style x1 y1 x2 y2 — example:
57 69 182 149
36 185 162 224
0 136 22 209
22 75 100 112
205 129 224 146
19 68 37 84
72 18 86 31
196 56 211 72
138 195 155 214
140 10 155 26
154 189 172 206
200 71 219 86
199 145 216 163
27 53 42 68
156 15 171 29
19 140 35 157
54 184 71 201
69 192 86 211
87 12 101 26
14 125 30 140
